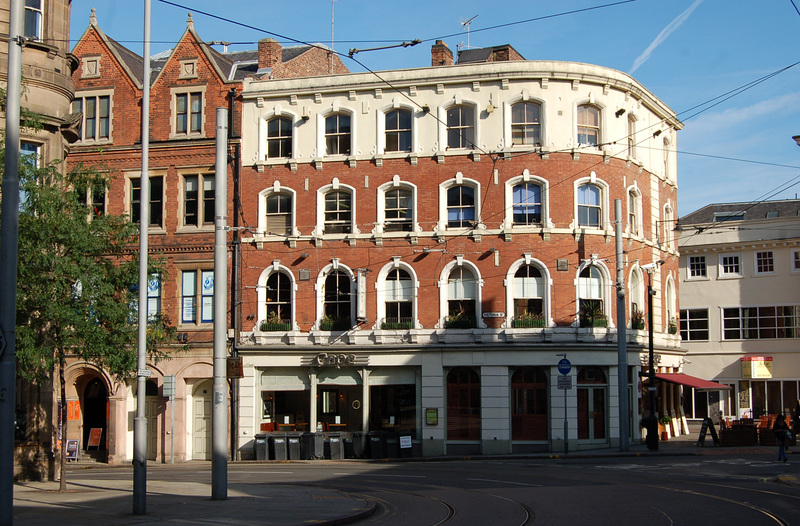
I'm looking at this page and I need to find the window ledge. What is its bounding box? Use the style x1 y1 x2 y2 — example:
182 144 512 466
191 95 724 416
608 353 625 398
75 138 113 146
176 226 215 234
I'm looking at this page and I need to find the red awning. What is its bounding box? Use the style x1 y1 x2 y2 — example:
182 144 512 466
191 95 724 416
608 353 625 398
655 373 731 391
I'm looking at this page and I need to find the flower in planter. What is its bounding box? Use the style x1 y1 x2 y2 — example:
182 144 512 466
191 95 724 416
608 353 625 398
631 309 645 330
668 316 678 334
513 311 546 328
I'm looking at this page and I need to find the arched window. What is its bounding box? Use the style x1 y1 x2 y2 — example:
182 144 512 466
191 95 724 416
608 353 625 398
266 117 292 158
325 113 351 155
511 102 541 146
577 104 600 146
384 187 413 232
629 267 645 329
322 270 352 330
627 115 636 158
447 368 480 440
265 193 292 235
383 269 413 329
447 185 475 227
264 272 291 328
512 265 544 327
446 105 474 149
324 190 352 234
578 265 606 327
578 183 602 228
385 109 412 152
512 183 542 225
511 367 547 440
446 266 476 328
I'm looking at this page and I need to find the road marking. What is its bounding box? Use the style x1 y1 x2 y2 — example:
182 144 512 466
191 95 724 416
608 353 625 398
333 473 426 478
467 478 541 487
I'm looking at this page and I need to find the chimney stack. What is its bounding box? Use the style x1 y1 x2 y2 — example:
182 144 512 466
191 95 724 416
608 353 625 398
431 40 453 67
258 38 282 70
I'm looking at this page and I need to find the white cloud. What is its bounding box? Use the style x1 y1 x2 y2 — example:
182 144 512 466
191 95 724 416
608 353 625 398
630 0 704 74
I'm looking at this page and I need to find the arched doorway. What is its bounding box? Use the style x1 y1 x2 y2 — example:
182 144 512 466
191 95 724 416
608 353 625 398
82 378 107 452
145 380 159 461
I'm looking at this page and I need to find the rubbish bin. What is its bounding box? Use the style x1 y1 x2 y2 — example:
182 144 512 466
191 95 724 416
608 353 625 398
398 432 413 458
351 432 366 459
385 432 399 458
301 432 324 459
254 433 268 460
269 434 288 460
286 433 301 460
343 435 355 459
367 431 386 459
325 433 344 459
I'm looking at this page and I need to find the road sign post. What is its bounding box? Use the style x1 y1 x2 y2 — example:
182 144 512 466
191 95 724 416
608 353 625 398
556 354 571 455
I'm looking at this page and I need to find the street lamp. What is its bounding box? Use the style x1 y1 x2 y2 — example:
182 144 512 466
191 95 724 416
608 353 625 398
641 262 660 451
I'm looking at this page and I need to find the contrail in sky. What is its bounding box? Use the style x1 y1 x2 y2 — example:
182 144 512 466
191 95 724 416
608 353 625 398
630 0 704 74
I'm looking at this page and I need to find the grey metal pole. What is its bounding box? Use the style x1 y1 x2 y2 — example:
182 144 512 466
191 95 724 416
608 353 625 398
212 107 228 500
615 199 629 451
1 1 23 522
133 0 152 515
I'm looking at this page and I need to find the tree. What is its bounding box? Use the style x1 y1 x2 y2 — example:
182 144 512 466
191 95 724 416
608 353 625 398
5 149 178 490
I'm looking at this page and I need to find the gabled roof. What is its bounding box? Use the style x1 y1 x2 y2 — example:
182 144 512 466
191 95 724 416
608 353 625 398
71 8 145 89
679 199 800 225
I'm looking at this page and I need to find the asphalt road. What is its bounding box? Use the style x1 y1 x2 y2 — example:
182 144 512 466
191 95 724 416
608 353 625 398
64 456 800 525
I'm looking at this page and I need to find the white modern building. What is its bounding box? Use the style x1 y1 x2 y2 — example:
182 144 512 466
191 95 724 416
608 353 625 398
678 200 800 423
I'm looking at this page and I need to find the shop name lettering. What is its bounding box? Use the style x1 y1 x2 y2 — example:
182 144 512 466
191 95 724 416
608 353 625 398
314 353 356 368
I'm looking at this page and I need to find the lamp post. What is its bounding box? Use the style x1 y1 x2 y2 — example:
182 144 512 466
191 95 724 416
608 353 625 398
641 263 659 451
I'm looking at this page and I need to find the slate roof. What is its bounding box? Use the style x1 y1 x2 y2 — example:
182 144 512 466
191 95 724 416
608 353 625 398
679 199 800 225
456 44 524 64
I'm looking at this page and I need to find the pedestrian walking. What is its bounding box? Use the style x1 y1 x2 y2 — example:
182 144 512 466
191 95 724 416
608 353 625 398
773 413 790 462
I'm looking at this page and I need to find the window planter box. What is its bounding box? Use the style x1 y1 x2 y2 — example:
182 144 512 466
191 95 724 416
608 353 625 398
445 317 476 329
580 318 608 328
381 321 414 330
632 321 645 330
260 321 291 332
513 317 546 328
319 319 352 331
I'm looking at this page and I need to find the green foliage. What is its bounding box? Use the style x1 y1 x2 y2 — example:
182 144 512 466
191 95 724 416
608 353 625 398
4 147 177 381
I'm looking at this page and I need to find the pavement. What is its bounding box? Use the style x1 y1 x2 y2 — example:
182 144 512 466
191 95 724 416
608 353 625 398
11 431 795 526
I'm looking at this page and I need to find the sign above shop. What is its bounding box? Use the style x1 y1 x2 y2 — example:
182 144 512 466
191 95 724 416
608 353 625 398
741 356 772 379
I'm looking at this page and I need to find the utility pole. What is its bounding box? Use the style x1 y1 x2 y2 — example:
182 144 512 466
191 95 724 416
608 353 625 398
1 1 23 523
212 107 228 500
133 0 152 515
642 264 659 451
615 199 629 451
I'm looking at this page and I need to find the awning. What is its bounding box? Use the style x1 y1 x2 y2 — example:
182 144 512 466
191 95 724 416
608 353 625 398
655 373 731 391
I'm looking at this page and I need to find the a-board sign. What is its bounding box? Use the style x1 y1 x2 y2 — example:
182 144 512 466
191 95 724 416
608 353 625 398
87 428 103 449
65 439 80 460
557 375 573 390
400 435 412 449
697 418 719 447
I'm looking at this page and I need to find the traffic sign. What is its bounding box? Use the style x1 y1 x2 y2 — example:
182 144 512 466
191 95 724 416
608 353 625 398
558 375 573 390
557 358 572 376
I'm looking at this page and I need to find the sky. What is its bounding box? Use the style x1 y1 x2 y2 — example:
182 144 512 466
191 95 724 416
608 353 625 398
68 0 800 216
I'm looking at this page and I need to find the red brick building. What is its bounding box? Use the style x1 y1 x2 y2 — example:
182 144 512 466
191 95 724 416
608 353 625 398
66 11 346 464
235 41 685 456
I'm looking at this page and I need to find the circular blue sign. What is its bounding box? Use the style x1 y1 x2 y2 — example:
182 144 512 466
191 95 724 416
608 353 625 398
557 358 572 376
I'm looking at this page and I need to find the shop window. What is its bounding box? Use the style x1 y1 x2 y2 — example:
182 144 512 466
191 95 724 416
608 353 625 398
511 367 547 440
446 368 480 440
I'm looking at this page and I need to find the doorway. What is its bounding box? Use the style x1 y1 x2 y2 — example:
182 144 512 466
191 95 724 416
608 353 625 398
192 380 212 460
577 366 607 444
82 377 107 451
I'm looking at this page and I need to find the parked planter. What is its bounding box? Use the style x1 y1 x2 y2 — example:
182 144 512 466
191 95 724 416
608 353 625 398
445 316 476 329
381 321 414 330
259 321 291 332
319 318 352 331
632 320 645 330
